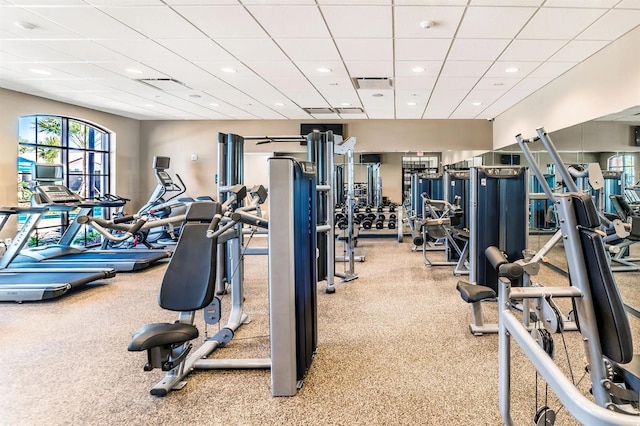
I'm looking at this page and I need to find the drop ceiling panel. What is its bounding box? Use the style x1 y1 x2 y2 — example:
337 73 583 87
334 39 392 61
0 7 84 39
616 0 640 8
100 6 204 39
499 39 567 62
173 6 269 39
48 63 122 79
245 0 315 4
38 40 131 62
473 78 520 91
0 40 82 62
423 89 467 118
95 61 168 79
440 61 492 78
282 90 329 108
548 39 610 62
164 0 237 4
578 9 640 41
317 0 389 4
156 39 236 62
246 5 330 38
276 38 340 61
267 77 318 92
544 0 618 7
433 77 478 92
395 39 452 61
395 61 442 77
528 61 576 78
395 0 467 4
484 61 540 77
344 61 393 78
98 39 184 62
469 0 543 5
245 61 304 78
217 39 290 62
24 6 147 39
457 7 537 39
394 6 465 39
295 60 349 77
394 76 437 91
190 60 252 78
518 8 607 40
447 38 510 61
321 5 392 38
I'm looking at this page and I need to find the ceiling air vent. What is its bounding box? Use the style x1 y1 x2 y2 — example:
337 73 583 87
137 78 191 91
336 107 365 114
352 77 393 90
303 107 335 114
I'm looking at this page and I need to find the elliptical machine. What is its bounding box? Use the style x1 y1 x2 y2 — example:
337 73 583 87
107 156 190 249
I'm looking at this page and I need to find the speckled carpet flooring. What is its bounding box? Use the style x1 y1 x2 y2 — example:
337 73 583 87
1 234 638 426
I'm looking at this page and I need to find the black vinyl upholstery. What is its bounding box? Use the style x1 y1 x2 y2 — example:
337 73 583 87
572 194 634 364
609 194 634 222
158 201 218 312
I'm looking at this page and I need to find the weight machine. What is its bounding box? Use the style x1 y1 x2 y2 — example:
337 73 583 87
497 127 639 425
128 157 318 397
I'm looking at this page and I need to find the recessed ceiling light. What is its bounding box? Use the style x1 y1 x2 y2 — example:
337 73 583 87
317 67 332 73
221 67 237 73
209 103 219 107
144 103 154 107
126 68 143 74
471 101 483 106
505 67 519 73
341 102 351 106
407 102 417 106
274 102 285 106
29 69 50 75
189 94 201 98
14 21 36 30
372 93 384 97
411 66 426 73
493 82 504 86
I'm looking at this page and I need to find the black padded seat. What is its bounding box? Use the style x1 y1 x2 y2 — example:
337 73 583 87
128 323 198 351
456 281 496 303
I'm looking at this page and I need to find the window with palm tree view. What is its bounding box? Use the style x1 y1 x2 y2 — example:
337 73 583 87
18 115 111 247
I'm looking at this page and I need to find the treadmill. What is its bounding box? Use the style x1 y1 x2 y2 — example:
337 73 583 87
5 164 171 272
0 206 115 302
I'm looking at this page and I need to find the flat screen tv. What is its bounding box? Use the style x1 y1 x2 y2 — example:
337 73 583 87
360 154 382 164
153 156 170 170
300 123 344 137
32 164 63 181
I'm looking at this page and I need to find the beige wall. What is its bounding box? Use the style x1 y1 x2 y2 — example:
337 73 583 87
139 119 492 205
493 25 640 150
0 88 141 236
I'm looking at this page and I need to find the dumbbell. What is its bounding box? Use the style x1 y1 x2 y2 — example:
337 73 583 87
388 213 397 229
365 205 372 213
375 214 385 229
389 204 396 213
361 213 376 230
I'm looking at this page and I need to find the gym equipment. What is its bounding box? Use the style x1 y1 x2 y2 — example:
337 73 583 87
306 131 337 293
456 166 528 335
6 164 171 272
498 153 639 425
419 195 469 276
334 139 363 280
0 206 115 302
129 157 318 397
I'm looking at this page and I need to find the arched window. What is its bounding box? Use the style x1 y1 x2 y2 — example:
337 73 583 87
17 115 111 246
608 153 634 188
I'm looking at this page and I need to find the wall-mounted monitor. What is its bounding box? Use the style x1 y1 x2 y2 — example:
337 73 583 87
32 163 63 182
300 123 344 137
360 154 382 164
153 156 171 170
634 126 640 146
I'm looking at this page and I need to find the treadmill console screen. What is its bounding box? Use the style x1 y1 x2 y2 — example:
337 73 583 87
37 185 81 203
